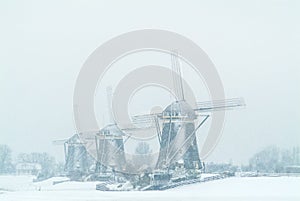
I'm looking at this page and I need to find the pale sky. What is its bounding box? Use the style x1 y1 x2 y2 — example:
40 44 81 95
0 0 299 165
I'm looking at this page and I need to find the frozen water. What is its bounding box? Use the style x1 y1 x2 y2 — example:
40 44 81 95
0 175 299 201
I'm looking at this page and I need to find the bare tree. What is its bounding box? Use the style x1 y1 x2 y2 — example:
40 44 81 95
0 144 13 174
135 142 152 155
134 142 152 170
17 152 56 178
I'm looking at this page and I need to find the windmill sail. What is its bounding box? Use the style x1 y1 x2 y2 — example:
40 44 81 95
195 97 245 112
106 86 114 124
95 86 126 172
171 51 185 101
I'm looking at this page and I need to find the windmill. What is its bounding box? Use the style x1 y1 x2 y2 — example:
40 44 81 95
95 86 127 173
131 51 245 171
53 134 91 178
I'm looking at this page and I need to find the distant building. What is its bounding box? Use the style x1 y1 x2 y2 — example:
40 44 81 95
16 163 42 175
285 165 300 173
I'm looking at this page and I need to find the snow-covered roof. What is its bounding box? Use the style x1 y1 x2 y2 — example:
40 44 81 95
16 163 42 170
163 100 197 120
98 124 124 137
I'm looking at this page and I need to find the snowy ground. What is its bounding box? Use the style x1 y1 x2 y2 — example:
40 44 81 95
0 175 299 201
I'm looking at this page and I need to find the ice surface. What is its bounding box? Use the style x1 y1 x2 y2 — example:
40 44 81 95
0 175 36 191
0 175 299 201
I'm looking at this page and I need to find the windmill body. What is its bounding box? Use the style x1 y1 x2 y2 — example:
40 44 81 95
63 134 95 180
96 124 126 173
157 101 202 170
95 87 126 174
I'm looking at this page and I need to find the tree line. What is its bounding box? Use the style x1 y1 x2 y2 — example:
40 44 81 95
0 144 64 179
1 144 299 177
204 145 300 173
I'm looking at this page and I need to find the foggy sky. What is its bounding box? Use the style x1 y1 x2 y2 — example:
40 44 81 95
0 0 299 164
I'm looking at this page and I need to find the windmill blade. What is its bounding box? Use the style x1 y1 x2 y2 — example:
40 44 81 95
52 139 68 145
121 114 157 131
128 113 162 127
121 113 163 143
154 116 162 144
195 97 245 112
106 86 114 124
171 51 185 101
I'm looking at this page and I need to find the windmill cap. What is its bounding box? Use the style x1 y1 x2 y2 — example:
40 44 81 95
99 124 124 137
163 100 197 120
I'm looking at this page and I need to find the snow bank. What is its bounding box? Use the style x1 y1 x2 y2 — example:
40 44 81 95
0 175 36 191
170 176 300 197
0 176 299 201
